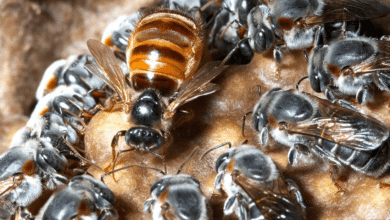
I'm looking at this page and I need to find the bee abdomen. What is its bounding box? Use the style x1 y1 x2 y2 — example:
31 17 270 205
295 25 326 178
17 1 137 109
127 9 204 96
321 139 390 177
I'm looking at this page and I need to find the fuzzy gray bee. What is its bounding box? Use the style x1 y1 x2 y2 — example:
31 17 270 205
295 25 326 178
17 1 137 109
244 0 390 63
0 139 68 219
101 13 141 60
208 0 260 64
29 84 98 131
100 147 207 220
36 54 105 101
203 143 306 220
143 174 208 220
308 35 390 105
36 174 117 220
252 88 390 177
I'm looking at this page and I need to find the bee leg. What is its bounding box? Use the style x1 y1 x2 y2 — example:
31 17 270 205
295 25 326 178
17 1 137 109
356 84 374 105
238 200 248 220
325 86 345 101
375 72 390 93
224 193 239 215
288 144 310 166
214 171 224 190
99 207 118 220
60 107 87 135
380 35 390 41
273 44 287 64
259 126 269 147
285 179 306 210
82 103 103 118
15 206 34 220
332 99 358 112
143 198 155 213
329 164 347 195
104 130 127 173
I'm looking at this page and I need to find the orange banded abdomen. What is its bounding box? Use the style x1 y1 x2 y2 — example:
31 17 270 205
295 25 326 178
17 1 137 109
127 9 204 96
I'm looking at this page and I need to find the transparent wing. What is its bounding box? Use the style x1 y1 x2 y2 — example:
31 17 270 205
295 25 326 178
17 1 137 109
231 172 306 220
164 62 227 118
304 0 390 26
349 40 390 74
284 93 389 151
86 39 129 103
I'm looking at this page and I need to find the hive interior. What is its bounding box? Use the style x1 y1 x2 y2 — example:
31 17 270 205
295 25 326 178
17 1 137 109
1 0 390 219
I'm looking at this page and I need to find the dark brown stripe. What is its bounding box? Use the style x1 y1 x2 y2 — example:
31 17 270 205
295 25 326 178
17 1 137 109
131 44 186 65
131 73 177 96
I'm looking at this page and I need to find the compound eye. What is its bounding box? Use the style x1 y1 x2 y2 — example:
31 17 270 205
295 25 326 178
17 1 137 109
125 127 163 150
40 149 66 173
150 179 165 196
309 71 322 92
215 151 230 172
131 91 162 126
309 65 330 92
252 111 267 132
253 27 274 53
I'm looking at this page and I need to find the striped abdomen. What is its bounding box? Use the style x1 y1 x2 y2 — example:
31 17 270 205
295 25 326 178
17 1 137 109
127 8 204 96
316 139 390 177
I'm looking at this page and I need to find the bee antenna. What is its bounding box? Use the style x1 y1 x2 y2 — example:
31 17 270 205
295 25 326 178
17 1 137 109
242 140 249 145
242 111 253 137
101 165 166 183
296 76 309 91
177 147 199 175
200 142 231 160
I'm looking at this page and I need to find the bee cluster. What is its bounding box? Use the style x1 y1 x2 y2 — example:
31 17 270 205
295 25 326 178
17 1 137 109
2 0 390 219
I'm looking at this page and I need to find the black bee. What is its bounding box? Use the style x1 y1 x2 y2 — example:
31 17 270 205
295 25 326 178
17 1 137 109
252 88 390 177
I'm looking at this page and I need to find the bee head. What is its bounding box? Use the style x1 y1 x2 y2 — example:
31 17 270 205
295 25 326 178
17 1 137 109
125 127 163 151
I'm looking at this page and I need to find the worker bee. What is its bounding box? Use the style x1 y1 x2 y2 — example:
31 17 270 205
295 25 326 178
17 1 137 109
36 174 117 220
214 0 390 64
0 139 68 219
102 13 142 60
100 147 207 220
29 84 98 131
85 7 228 171
143 174 207 220
208 0 260 64
252 88 390 177
36 54 106 101
308 35 390 105
202 142 306 220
